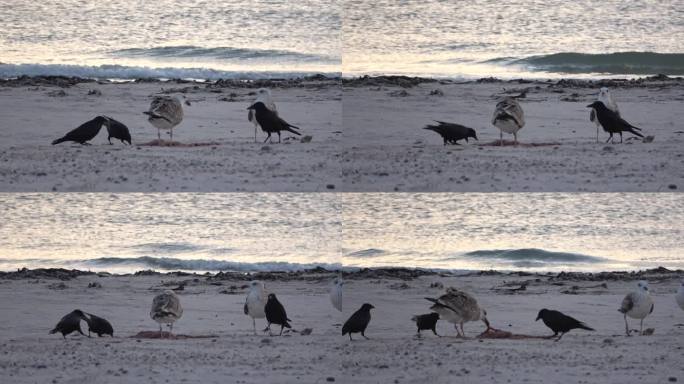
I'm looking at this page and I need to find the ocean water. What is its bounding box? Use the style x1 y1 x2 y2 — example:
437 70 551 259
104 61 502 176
344 0 684 78
0 193 681 273
0 0 341 80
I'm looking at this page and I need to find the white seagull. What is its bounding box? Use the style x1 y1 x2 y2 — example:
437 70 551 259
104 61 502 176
330 277 343 312
425 287 490 337
247 88 278 142
492 97 525 145
589 87 620 142
676 280 684 311
150 290 183 338
619 280 654 336
244 281 267 334
144 96 184 142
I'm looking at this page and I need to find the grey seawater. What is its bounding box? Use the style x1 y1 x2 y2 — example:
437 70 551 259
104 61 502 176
0 193 681 273
0 0 341 78
344 0 684 78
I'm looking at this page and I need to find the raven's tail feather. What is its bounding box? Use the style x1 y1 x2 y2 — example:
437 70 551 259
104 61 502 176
579 323 595 331
629 128 644 138
283 127 301 136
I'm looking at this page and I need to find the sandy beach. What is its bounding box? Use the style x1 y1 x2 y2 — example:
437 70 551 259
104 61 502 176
0 267 682 383
0 76 342 192
342 76 684 192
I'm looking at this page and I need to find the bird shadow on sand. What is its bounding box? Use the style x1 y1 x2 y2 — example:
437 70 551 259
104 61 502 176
139 139 222 147
131 331 218 339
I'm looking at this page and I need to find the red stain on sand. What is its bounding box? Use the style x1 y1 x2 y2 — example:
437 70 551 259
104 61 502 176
131 331 217 339
478 140 561 147
477 327 550 340
139 139 222 147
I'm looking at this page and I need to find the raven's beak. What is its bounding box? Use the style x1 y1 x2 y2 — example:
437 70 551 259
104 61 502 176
246 104 255 110
586 104 594 108
535 316 540 321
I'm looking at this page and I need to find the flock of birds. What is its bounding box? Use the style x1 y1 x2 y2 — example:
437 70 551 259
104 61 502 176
50 87 640 147
50 89 301 146
49 279 684 342
424 87 644 145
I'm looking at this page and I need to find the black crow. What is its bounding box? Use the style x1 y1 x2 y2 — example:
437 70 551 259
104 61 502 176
424 121 478 145
49 309 89 339
586 101 643 143
247 102 301 143
103 116 131 145
535 308 594 341
411 312 440 336
52 116 107 145
264 293 291 336
342 303 374 340
85 312 114 337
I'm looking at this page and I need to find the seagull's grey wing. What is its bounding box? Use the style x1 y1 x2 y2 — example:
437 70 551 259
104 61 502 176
619 292 635 313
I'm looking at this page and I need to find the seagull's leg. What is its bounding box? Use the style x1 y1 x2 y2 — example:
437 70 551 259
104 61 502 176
158 128 161 141
159 324 163 338
639 319 643 335
252 318 257 335
170 128 173 142
254 126 257 143
624 314 630 336
514 132 518 145
170 323 173 336
460 323 466 338
500 131 503 146
596 126 599 143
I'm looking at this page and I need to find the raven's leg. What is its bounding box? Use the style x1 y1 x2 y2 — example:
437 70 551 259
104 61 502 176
361 331 369 340
443 138 447 146
278 131 281 143
454 323 462 337
606 133 613 144
432 327 440 337
460 323 466 338
349 333 353 341
619 132 623 143
108 137 113 145
279 324 284 336
555 332 565 342
263 133 271 143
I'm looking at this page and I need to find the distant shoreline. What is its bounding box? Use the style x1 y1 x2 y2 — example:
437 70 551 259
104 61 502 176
1 266 681 282
2 73 682 89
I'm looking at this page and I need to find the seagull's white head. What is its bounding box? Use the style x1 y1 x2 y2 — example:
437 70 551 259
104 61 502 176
599 87 610 98
256 88 271 97
637 280 650 293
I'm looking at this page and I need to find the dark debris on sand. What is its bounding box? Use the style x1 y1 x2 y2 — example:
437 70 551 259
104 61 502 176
343 75 439 88
0 75 97 88
0 268 96 281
